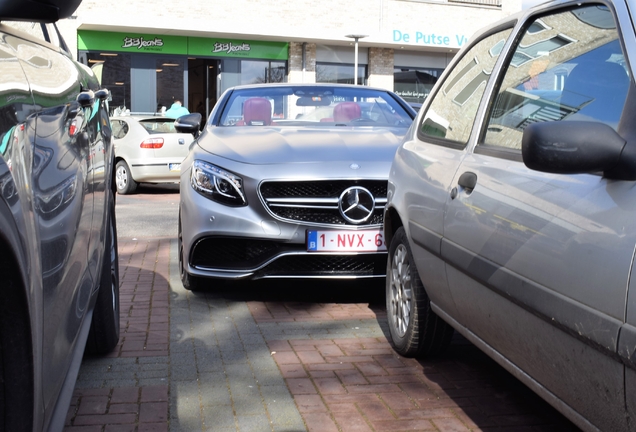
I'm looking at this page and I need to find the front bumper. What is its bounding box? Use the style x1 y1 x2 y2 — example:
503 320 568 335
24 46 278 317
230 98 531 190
188 236 387 279
179 156 391 281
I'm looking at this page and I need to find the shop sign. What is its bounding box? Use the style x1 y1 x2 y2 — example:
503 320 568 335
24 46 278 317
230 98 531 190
78 31 288 60
395 90 428 99
392 29 468 49
78 30 187 54
188 37 288 60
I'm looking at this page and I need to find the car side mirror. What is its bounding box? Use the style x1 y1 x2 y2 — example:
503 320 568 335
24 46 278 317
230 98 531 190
77 90 95 108
174 113 202 137
522 121 636 180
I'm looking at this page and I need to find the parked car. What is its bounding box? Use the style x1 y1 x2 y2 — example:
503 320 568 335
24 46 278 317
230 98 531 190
111 115 192 194
176 83 416 289
0 1 120 430
384 2 636 431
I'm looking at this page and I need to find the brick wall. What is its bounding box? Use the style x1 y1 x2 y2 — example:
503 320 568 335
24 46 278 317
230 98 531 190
289 42 316 84
368 47 394 90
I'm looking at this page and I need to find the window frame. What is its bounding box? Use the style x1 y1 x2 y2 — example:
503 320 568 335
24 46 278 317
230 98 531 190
415 21 517 150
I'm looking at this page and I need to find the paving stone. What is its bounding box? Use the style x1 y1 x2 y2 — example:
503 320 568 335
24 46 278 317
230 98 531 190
201 405 236 431
199 385 232 407
67 237 581 432
236 414 272 432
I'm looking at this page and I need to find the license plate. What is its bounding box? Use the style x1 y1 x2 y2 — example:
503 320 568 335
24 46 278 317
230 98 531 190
307 229 386 252
169 163 181 171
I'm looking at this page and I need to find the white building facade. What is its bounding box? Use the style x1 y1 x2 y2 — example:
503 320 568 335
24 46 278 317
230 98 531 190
55 0 522 115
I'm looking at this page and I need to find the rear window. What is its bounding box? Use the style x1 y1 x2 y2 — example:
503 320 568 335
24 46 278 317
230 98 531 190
138 119 177 134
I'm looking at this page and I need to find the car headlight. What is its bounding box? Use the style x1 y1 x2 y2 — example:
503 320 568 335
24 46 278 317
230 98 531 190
190 160 246 206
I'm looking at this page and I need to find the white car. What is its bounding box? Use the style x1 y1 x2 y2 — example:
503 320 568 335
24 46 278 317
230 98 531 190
111 116 193 194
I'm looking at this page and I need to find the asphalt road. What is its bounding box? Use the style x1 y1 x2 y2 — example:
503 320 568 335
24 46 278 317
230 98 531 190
115 183 181 239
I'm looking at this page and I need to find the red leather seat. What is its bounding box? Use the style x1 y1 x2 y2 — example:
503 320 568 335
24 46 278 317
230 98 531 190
333 102 361 122
242 97 272 126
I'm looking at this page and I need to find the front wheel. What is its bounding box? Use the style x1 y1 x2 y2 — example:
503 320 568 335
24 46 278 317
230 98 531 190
115 160 137 195
86 194 120 354
386 227 453 357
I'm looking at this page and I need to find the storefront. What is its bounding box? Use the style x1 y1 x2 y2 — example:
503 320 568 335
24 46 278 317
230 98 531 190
78 30 288 116
65 1 521 114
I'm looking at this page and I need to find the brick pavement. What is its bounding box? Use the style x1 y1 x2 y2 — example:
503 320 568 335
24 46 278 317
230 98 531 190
64 238 580 431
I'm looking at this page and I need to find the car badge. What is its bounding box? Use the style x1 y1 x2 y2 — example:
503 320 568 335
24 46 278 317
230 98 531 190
349 163 360 170
339 186 375 224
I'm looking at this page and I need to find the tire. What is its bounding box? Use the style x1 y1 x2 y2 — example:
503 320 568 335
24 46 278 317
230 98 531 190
0 261 33 432
115 160 137 195
86 195 120 354
0 201 34 431
386 227 453 358
178 214 201 291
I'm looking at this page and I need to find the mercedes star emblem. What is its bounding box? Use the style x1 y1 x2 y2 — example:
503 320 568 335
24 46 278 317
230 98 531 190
339 186 375 224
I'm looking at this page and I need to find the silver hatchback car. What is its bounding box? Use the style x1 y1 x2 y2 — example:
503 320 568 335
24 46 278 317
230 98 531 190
177 83 415 288
384 1 636 431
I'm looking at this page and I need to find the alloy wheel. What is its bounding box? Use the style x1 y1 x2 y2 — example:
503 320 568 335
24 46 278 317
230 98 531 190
390 243 412 337
116 165 128 191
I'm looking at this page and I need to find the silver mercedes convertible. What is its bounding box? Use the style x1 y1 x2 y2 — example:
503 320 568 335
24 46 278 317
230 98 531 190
176 83 416 289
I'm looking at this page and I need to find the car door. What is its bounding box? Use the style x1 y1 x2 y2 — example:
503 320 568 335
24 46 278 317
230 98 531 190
79 68 111 288
626 260 636 429
442 3 633 431
388 24 515 317
14 28 97 417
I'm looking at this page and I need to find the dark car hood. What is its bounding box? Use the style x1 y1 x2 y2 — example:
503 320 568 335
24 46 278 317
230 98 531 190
0 0 82 22
196 126 408 164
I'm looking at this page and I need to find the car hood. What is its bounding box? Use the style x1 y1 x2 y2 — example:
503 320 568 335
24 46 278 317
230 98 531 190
195 126 408 164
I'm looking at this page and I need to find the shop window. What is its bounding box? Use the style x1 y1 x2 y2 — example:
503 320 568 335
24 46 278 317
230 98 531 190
86 52 131 114
316 63 366 85
393 68 442 104
156 58 186 114
241 60 286 85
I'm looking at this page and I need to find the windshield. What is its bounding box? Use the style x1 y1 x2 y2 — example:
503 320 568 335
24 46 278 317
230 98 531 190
218 86 413 127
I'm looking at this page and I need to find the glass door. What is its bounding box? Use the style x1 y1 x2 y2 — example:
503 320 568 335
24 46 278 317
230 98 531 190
188 58 219 121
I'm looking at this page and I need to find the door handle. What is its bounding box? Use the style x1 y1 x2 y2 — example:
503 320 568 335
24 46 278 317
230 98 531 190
451 171 478 199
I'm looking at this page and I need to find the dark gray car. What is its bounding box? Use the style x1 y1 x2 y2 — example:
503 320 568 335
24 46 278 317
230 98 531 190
384 1 636 431
0 1 119 430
